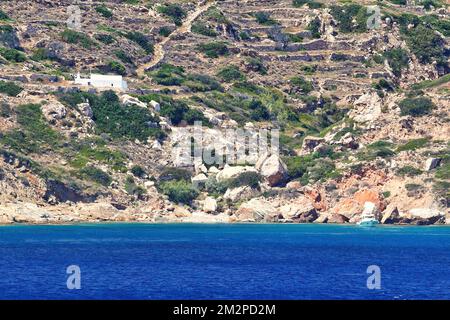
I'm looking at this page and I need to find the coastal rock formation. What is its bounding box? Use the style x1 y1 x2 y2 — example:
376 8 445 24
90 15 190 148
256 154 288 187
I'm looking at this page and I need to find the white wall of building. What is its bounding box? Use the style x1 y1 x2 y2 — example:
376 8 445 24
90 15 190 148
74 73 128 90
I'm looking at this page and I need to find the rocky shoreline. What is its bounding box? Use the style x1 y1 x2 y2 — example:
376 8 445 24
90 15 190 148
1 198 448 226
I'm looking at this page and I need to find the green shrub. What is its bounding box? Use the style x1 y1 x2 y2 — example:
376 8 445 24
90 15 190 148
0 10 9 21
300 65 317 74
399 97 435 117
95 33 115 44
150 63 186 85
1 104 60 153
375 79 396 92
293 0 322 8
290 76 313 94
254 12 277 25
30 48 49 61
95 5 113 18
405 183 424 192
158 26 172 37
307 17 321 38
157 3 186 26
227 171 262 189
183 108 208 125
159 180 198 203
125 176 146 196
0 47 26 62
124 31 153 54
61 29 95 49
191 22 218 37
105 60 126 75
158 167 192 182
184 74 223 92
383 48 409 77
114 50 133 64
205 175 228 196
131 165 146 178
248 99 270 121
435 161 449 180
397 165 423 177
217 65 245 82
0 102 11 117
69 142 127 171
397 138 429 152
245 57 267 75
79 166 112 186
402 24 446 65
330 4 367 33
0 80 23 96
197 41 229 58
287 33 303 43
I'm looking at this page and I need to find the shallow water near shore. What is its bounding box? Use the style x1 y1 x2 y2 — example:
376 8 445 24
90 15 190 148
0 223 449 300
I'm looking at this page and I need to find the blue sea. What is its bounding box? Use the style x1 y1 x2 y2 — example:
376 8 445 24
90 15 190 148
0 223 449 300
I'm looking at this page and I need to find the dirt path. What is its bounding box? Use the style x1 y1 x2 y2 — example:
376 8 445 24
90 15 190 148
136 0 216 77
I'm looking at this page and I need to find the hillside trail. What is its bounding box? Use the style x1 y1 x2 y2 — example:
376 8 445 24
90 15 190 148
136 0 216 78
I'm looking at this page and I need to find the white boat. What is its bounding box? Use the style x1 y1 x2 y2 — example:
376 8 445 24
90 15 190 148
357 202 379 227
358 213 379 227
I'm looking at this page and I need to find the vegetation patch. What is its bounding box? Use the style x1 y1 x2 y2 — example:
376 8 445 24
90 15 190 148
0 104 60 153
0 80 23 96
157 3 186 26
0 47 26 62
398 97 435 117
61 29 96 49
197 41 229 58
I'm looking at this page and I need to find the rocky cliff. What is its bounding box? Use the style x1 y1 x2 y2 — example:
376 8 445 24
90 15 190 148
0 0 449 225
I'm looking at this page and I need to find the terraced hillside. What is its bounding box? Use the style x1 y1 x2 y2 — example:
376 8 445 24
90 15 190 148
0 0 449 225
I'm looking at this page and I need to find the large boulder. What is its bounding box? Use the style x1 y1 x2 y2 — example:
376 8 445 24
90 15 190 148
216 165 257 182
256 154 288 187
300 136 324 155
407 208 445 225
381 204 400 224
121 94 148 109
279 196 318 222
224 186 259 202
349 92 382 123
424 158 441 171
41 102 67 121
77 102 93 118
0 203 52 224
235 198 278 222
203 197 218 213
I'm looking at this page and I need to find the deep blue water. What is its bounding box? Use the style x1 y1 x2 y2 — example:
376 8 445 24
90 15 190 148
0 223 449 300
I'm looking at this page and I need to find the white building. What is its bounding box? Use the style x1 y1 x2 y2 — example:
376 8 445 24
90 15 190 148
74 73 128 91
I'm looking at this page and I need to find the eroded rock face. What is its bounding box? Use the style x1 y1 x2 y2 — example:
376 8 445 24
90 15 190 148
121 94 148 109
203 197 217 213
256 154 288 187
235 198 278 222
381 205 400 224
0 203 52 224
408 208 445 225
350 92 382 123
279 196 318 222
224 186 259 202
41 102 67 121
332 189 385 220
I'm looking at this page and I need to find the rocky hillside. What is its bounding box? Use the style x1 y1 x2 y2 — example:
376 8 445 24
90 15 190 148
0 0 449 225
